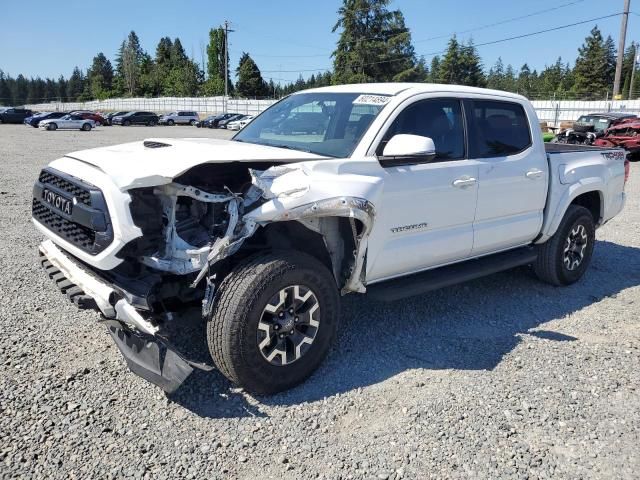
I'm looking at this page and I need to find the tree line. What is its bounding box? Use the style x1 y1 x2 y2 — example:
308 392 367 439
1 0 639 106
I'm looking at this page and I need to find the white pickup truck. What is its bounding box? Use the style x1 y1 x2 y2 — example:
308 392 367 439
33 83 628 394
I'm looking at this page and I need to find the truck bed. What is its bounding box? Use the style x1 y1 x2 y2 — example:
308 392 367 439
545 143 619 154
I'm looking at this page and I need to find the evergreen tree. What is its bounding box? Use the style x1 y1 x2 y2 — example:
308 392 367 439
621 42 636 99
429 56 441 82
44 78 57 102
517 64 533 96
13 74 29 105
66 67 85 101
235 52 268 97
437 36 462 84
122 31 144 96
332 0 418 83
458 40 485 87
573 26 613 97
87 52 113 99
26 77 45 103
56 75 67 101
0 70 11 105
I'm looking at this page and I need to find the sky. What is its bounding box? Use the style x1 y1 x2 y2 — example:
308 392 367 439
0 0 637 84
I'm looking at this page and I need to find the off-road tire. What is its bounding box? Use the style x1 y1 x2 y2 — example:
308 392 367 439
534 205 595 286
206 251 340 395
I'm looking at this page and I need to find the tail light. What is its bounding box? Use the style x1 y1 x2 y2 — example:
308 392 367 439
624 158 630 187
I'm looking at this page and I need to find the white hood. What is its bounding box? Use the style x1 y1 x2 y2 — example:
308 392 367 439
58 138 326 190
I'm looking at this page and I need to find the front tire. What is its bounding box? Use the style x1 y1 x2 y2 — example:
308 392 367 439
207 251 340 395
167 119 175 126
534 205 595 286
123 120 131 126
48 123 57 131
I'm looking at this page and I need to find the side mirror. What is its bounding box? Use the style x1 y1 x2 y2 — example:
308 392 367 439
379 134 437 166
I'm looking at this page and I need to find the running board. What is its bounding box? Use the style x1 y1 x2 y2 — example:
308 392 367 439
366 247 538 302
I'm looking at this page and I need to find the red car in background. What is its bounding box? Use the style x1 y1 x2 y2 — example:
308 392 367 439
69 110 107 126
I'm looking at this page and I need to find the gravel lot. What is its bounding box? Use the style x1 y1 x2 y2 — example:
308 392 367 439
1 124 639 479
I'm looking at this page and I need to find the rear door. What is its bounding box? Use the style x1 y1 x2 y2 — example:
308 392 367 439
465 99 548 255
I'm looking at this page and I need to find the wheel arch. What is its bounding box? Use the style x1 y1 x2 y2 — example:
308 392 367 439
537 180 605 244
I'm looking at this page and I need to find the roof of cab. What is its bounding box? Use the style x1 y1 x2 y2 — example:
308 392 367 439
301 82 528 101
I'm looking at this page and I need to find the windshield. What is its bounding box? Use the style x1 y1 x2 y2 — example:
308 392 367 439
233 92 390 158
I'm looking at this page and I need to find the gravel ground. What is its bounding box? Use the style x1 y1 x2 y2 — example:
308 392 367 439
1 124 639 479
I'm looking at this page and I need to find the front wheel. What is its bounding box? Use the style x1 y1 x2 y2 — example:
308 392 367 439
48 123 57 131
534 205 595 286
207 251 340 395
167 119 175 126
123 120 131 126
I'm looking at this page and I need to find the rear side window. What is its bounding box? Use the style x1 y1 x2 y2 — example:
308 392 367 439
468 100 531 157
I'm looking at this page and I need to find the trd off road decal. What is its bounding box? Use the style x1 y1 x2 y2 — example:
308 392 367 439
601 151 625 161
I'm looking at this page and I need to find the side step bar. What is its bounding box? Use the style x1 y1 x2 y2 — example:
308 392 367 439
366 247 538 302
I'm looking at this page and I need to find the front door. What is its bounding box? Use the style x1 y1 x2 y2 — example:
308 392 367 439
366 98 479 282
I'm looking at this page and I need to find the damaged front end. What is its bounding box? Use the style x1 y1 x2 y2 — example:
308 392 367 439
39 160 376 392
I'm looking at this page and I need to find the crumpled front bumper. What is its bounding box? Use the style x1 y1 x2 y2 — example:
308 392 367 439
38 239 203 393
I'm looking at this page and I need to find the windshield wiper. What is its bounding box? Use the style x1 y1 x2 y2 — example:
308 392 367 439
267 143 314 154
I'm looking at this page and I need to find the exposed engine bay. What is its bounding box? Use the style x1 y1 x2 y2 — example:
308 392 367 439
114 161 374 316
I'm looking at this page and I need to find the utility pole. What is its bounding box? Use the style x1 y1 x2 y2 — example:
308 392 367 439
613 0 631 97
630 43 638 99
224 20 234 111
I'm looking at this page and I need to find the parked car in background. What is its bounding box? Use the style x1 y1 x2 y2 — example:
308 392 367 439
552 112 637 145
159 111 199 126
218 114 246 129
39 114 95 131
210 112 241 128
195 115 217 128
226 115 254 131
76 111 107 126
0 107 34 124
24 111 67 128
112 111 159 126
104 111 129 126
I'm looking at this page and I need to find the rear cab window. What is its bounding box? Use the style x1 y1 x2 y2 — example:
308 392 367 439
466 100 532 157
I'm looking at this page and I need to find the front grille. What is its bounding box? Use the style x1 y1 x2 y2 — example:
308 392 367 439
33 168 113 255
32 199 96 249
38 171 92 205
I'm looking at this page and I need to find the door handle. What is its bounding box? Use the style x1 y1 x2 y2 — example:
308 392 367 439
526 169 544 179
452 177 477 188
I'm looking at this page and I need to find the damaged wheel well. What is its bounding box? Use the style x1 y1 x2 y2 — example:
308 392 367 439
238 218 363 289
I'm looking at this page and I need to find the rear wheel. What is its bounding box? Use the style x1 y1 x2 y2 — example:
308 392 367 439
81 123 92 131
190 119 197 126
207 251 339 395
534 205 595 286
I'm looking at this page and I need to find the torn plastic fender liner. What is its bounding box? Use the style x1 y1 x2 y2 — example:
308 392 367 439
102 318 216 393
252 196 376 294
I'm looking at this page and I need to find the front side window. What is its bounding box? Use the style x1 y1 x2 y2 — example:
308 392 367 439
468 100 531 157
377 98 465 160
234 92 389 158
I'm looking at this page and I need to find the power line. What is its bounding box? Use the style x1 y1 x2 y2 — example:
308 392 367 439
234 0 589 61
260 11 624 74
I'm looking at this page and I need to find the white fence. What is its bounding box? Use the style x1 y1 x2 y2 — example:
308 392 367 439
23 96 640 127
24 97 277 116
531 99 640 126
